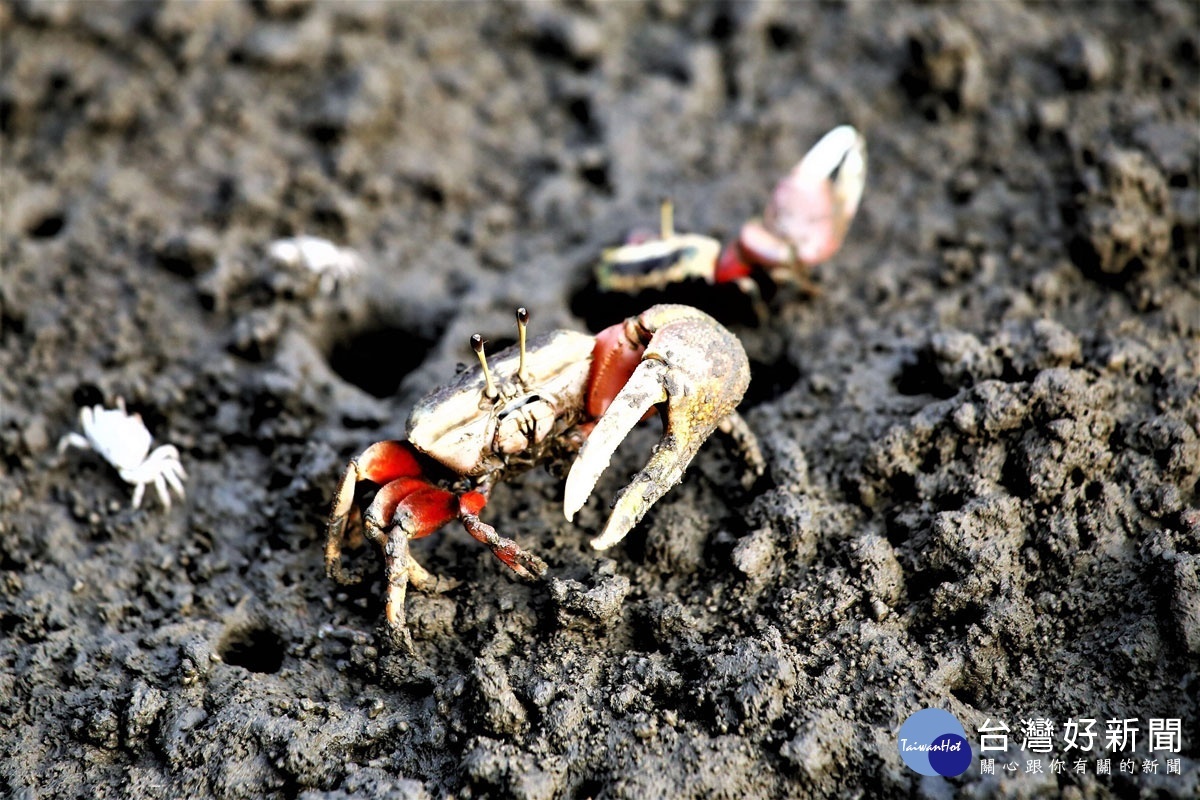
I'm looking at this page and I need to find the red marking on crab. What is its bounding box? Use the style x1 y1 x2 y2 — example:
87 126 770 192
587 319 652 419
714 241 756 286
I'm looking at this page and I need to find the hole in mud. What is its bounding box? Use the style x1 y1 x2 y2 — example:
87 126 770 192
415 180 445 208
312 203 346 236
220 626 285 674
766 23 797 50
72 383 105 408
579 161 611 192
328 324 439 399
742 356 801 407
574 778 604 800
709 12 734 40
28 212 65 238
905 568 958 603
308 124 343 146
568 97 592 129
894 349 956 399
1000 449 1032 499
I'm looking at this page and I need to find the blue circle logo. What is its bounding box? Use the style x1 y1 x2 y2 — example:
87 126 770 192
898 708 971 777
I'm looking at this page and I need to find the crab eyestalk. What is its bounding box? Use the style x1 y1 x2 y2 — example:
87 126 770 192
516 307 530 384
659 197 674 240
471 334 498 400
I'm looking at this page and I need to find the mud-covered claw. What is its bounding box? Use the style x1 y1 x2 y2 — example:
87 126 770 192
565 304 754 550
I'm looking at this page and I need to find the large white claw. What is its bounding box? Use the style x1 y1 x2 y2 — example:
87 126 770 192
563 359 669 528
564 305 754 551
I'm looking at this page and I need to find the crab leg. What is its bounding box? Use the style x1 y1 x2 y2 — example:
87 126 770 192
717 412 766 489
565 304 756 550
325 440 424 584
327 440 548 649
460 506 548 581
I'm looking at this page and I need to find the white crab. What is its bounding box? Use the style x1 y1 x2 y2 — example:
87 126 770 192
58 399 187 510
267 235 365 295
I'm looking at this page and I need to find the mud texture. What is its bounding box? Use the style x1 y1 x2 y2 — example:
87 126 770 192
2 2 1198 798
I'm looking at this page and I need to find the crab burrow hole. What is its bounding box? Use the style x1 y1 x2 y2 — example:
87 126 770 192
326 317 446 399
219 624 286 674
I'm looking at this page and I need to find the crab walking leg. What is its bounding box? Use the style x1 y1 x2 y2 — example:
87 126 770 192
325 440 426 584
57 432 92 453
117 448 187 510
717 412 766 488
565 304 754 550
381 533 417 653
131 481 147 510
154 474 170 509
460 515 547 579
363 478 462 651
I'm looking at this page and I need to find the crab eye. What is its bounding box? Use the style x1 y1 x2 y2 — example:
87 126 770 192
472 334 498 400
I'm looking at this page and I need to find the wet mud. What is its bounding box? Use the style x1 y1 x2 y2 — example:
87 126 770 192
1 2 1197 798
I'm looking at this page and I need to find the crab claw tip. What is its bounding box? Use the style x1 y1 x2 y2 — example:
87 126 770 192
564 366 665 525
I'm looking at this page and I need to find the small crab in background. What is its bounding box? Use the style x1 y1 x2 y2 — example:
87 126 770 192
326 304 763 651
59 398 187 509
596 125 867 313
267 235 365 295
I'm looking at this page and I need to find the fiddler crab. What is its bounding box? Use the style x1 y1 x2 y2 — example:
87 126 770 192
59 398 187 510
595 125 867 311
325 304 764 651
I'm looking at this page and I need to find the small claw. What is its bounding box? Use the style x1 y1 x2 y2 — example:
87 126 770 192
767 124 867 267
566 305 752 550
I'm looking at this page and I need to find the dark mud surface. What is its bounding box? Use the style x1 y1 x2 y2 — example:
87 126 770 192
2 2 1198 798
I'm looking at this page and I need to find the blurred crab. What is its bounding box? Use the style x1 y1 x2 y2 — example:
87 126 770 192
59 398 187 510
268 235 365 295
596 125 867 312
325 304 763 650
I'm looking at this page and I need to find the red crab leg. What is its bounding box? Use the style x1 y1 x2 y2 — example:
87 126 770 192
458 491 547 580
361 478 461 650
713 241 755 286
325 440 426 584
326 446 547 650
373 486 545 651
